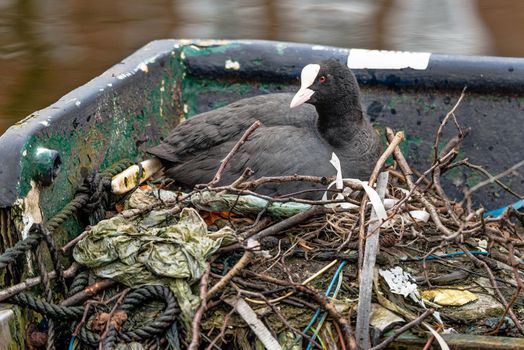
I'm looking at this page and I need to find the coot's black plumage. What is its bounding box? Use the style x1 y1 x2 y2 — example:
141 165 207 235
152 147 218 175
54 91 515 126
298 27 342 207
148 59 382 198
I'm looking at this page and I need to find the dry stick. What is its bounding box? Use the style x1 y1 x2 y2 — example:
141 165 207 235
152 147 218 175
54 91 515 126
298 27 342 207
451 159 523 199
247 205 330 242
207 250 253 299
462 159 524 202
461 247 524 335
240 174 363 191
433 87 467 163
60 279 117 306
355 172 389 350
208 121 262 187
491 242 523 334
61 228 91 253
188 263 211 350
386 128 457 240
99 288 130 350
433 134 468 226
369 308 434 350
357 131 404 271
0 263 80 302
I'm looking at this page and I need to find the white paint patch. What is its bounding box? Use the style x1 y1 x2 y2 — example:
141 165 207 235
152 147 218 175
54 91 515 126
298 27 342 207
300 64 320 88
138 62 148 73
39 121 49 127
107 83 113 87
22 150 27 157
225 59 240 70
347 49 431 70
75 100 81 107
99 88 104 92
311 45 327 51
183 104 188 114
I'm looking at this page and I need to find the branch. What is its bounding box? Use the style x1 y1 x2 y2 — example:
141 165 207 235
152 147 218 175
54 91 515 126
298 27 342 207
208 121 261 187
188 262 211 350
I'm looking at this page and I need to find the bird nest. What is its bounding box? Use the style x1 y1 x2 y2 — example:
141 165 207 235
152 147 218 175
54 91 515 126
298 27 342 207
11 91 524 349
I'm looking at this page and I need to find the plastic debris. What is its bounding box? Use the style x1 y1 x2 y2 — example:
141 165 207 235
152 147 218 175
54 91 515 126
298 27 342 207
421 288 478 306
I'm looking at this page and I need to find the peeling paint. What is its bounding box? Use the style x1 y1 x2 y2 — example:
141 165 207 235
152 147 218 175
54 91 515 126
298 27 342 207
22 180 42 238
225 59 240 70
39 121 49 127
75 100 81 107
138 62 149 73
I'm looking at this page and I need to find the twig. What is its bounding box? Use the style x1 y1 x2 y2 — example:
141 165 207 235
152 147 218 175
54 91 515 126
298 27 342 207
61 228 91 253
369 308 434 350
0 263 80 302
239 174 362 191
358 131 404 271
247 205 330 242
433 87 467 163
60 279 117 306
208 250 253 299
99 288 130 349
490 242 523 335
462 159 524 202
461 247 524 335
386 128 457 239
208 121 261 187
450 159 523 199
189 263 211 350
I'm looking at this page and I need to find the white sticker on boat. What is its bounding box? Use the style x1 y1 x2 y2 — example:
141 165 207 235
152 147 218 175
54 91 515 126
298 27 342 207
347 49 431 70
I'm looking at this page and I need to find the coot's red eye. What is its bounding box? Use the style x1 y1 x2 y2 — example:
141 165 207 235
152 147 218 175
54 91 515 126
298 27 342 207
319 75 327 83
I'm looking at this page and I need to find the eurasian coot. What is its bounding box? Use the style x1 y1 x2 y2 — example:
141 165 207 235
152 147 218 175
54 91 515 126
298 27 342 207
148 59 382 198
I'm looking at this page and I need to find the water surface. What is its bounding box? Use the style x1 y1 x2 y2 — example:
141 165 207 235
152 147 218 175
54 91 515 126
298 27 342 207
1 0 524 133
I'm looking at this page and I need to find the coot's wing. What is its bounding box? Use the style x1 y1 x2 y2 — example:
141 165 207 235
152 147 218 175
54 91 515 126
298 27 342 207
148 93 316 163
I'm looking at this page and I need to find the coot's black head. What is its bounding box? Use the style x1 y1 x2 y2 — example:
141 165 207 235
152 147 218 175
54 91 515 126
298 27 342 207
290 59 360 109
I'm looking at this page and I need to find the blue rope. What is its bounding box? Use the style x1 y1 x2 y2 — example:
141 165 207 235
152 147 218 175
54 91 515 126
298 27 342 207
303 261 347 348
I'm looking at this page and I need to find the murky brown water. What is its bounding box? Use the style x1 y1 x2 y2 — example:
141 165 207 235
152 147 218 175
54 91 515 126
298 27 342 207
1 0 524 134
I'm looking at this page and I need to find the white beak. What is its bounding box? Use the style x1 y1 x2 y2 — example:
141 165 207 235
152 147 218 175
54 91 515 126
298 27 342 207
290 87 315 108
290 63 320 108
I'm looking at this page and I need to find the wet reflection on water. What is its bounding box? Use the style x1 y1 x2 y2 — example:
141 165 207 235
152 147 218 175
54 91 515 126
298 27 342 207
1 0 524 133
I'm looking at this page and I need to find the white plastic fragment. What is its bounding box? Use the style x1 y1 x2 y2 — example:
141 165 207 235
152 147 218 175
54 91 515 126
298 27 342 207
323 152 389 220
379 266 421 304
409 210 430 223
424 323 450 350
